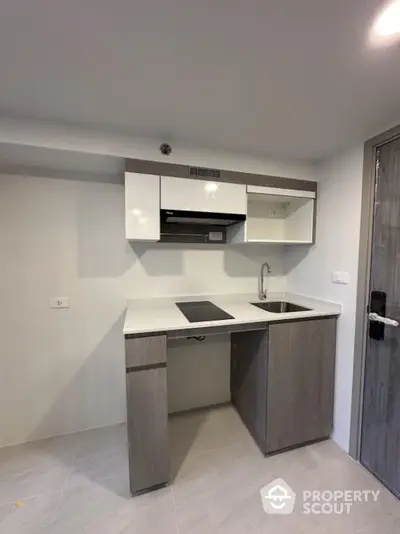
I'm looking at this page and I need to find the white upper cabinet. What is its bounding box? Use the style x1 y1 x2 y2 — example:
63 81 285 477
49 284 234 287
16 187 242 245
161 176 247 214
125 172 160 241
125 170 316 245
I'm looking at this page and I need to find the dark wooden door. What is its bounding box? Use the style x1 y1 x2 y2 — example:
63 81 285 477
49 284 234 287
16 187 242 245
266 318 336 453
361 138 400 498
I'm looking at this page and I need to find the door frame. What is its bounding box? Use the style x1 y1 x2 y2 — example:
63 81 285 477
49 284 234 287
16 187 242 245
349 123 400 460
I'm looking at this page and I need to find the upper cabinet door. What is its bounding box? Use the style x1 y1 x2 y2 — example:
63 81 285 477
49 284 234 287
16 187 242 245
161 177 247 214
125 172 160 241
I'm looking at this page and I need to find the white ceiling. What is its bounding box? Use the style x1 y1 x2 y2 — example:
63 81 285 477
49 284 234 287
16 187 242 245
0 0 399 160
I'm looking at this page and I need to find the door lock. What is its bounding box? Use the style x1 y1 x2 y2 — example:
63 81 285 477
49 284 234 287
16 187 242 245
369 290 387 340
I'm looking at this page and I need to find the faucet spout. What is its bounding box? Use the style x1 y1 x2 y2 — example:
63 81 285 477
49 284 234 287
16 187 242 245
259 262 271 300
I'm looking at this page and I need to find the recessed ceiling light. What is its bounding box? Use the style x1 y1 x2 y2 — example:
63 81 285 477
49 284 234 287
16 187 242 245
373 1 400 37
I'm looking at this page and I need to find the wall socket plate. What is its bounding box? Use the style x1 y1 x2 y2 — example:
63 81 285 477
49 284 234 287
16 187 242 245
50 297 70 309
332 271 349 285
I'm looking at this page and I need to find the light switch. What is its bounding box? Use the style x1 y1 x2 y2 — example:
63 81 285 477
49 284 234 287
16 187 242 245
50 297 70 309
332 271 349 285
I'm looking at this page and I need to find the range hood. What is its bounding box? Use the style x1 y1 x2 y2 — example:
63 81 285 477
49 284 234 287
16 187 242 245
161 210 246 227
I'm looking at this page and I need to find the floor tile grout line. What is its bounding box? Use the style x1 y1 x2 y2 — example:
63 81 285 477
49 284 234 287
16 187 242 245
0 441 81 509
0 489 66 533
73 442 128 462
0 486 69 508
171 436 256 460
171 486 181 534
48 444 79 526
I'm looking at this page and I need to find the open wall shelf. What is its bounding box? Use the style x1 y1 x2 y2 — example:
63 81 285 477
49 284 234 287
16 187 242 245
227 186 316 245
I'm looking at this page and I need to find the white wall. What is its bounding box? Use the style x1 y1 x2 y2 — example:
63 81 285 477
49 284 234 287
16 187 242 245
286 146 364 452
0 142 365 451
124 242 285 299
0 175 125 447
0 123 315 447
0 172 288 447
167 336 231 413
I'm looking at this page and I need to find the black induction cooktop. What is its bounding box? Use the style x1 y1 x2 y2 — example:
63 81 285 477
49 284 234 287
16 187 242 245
176 301 234 323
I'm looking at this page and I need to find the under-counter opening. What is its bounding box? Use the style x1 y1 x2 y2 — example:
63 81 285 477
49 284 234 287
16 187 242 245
167 335 231 415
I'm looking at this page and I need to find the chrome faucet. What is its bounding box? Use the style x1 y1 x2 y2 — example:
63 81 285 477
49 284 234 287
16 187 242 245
259 261 271 300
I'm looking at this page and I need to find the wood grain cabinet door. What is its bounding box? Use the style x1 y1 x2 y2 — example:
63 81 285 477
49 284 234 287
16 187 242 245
266 318 336 453
125 335 167 369
125 333 168 495
126 367 169 494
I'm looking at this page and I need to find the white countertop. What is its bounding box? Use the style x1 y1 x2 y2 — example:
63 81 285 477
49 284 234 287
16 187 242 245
123 292 341 335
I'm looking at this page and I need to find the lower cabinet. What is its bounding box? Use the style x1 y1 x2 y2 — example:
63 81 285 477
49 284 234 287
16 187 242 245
231 317 337 455
125 335 169 495
125 318 337 495
266 317 336 453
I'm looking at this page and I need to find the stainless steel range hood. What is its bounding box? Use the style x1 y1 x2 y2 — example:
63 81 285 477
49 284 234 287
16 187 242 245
160 210 246 244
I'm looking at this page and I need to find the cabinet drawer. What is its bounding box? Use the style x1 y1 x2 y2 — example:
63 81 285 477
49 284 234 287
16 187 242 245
161 176 246 214
125 335 167 369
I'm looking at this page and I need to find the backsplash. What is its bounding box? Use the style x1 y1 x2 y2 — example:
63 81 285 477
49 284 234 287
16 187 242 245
123 242 286 299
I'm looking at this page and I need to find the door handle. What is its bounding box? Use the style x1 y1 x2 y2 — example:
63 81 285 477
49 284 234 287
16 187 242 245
369 313 399 327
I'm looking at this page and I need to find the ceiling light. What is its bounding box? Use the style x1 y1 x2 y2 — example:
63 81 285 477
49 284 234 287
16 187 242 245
373 1 400 37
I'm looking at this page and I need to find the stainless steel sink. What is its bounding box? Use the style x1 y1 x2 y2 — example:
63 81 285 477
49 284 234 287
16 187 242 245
251 301 311 313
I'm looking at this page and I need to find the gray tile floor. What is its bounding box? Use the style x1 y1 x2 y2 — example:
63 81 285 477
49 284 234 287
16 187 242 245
0 405 399 533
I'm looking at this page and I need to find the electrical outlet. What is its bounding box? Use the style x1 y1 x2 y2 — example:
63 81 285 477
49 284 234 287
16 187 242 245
332 271 349 285
50 297 70 309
